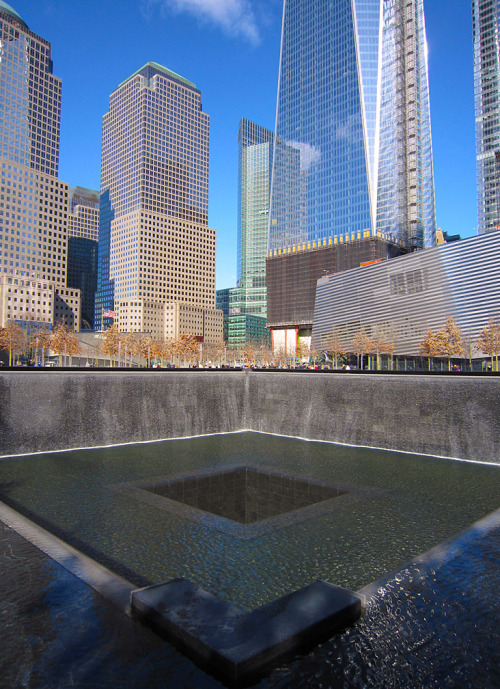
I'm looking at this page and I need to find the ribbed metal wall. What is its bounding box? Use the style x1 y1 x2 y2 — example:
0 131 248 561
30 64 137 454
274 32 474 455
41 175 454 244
312 232 500 356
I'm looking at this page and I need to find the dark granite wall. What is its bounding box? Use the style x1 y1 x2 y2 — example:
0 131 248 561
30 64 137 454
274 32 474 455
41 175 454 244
0 371 498 463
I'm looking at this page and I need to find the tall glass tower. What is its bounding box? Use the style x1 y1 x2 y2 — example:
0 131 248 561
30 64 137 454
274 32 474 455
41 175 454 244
238 119 274 318
377 0 436 249
472 0 500 234
269 0 436 253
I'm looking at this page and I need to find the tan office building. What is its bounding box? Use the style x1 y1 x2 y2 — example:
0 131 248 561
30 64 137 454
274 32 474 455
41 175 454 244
0 2 80 330
68 187 99 242
95 62 222 342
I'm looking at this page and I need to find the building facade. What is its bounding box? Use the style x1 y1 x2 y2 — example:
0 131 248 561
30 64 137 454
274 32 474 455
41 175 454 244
472 0 500 233
214 119 272 350
269 0 436 252
0 1 80 330
68 187 99 241
67 187 99 329
238 118 274 318
94 62 221 341
312 231 500 357
267 235 405 352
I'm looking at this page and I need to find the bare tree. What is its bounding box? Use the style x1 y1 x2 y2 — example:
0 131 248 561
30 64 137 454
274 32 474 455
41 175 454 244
258 346 273 368
30 327 52 365
296 338 310 365
419 328 441 371
0 320 25 365
242 342 258 367
203 339 226 367
100 324 121 367
308 347 321 368
274 346 287 368
435 316 465 371
476 318 500 371
351 328 373 370
65 330 81 366
173 334 199 367
371 332 395 371
324 332 346 369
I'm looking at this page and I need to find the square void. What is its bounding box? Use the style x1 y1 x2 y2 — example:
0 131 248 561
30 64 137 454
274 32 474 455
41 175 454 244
145 467 346 525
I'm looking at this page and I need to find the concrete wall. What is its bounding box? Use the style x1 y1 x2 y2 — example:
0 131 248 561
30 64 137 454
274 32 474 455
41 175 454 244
1 371 498 463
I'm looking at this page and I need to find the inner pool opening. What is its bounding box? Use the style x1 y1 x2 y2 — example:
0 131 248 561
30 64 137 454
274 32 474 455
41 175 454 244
0 431 499 612
144 466 346 524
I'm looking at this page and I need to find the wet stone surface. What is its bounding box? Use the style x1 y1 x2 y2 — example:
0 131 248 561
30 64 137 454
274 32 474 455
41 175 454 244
130 578 361 685
1 516 499 689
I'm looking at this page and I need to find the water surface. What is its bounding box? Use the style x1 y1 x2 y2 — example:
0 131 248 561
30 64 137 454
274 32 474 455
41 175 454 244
0 431 498 610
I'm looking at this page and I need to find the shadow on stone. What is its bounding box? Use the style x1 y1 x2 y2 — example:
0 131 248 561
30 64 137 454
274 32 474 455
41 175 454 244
130 577 363 687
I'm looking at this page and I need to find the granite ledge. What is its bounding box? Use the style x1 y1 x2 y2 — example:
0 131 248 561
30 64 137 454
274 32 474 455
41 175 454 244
130 577 362 686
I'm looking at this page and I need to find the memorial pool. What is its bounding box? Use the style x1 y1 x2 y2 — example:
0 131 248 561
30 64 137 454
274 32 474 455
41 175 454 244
0 431 498 612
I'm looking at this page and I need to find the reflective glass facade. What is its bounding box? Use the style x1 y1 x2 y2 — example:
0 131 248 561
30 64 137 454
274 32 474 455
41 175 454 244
377 0 436 249
269 0 436 253
67 236 97 329
473 0 500 233
67 187 99 328
238 119 273 318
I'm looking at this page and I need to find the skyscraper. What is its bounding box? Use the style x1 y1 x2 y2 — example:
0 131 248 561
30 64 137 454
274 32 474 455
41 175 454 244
95 62 222 341
238 118 273 319
0 1 80 330
67 187 99 329
472 0 500 233
269 0 436 253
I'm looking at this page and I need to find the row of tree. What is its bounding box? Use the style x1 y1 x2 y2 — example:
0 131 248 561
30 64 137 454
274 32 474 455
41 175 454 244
316 316 500 371
315 330 395 370
0 321 229 368
99 325 228 367
420 316 500 371
2 316 500 370
0 321 82 366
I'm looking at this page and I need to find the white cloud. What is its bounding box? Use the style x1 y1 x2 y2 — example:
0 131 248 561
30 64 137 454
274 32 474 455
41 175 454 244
286 140 321 172
159 0 261 45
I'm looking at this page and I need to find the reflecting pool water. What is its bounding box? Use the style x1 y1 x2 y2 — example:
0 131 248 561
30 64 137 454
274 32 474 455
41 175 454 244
0 431 499 611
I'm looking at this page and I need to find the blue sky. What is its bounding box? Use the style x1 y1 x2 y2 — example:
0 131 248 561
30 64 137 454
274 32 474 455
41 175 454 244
13 0 477 289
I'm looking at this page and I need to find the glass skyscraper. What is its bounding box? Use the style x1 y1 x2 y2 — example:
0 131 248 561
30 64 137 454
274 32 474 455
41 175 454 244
67 187 99 329
238 118 274 318
472 0 500 233
269 0 436 253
